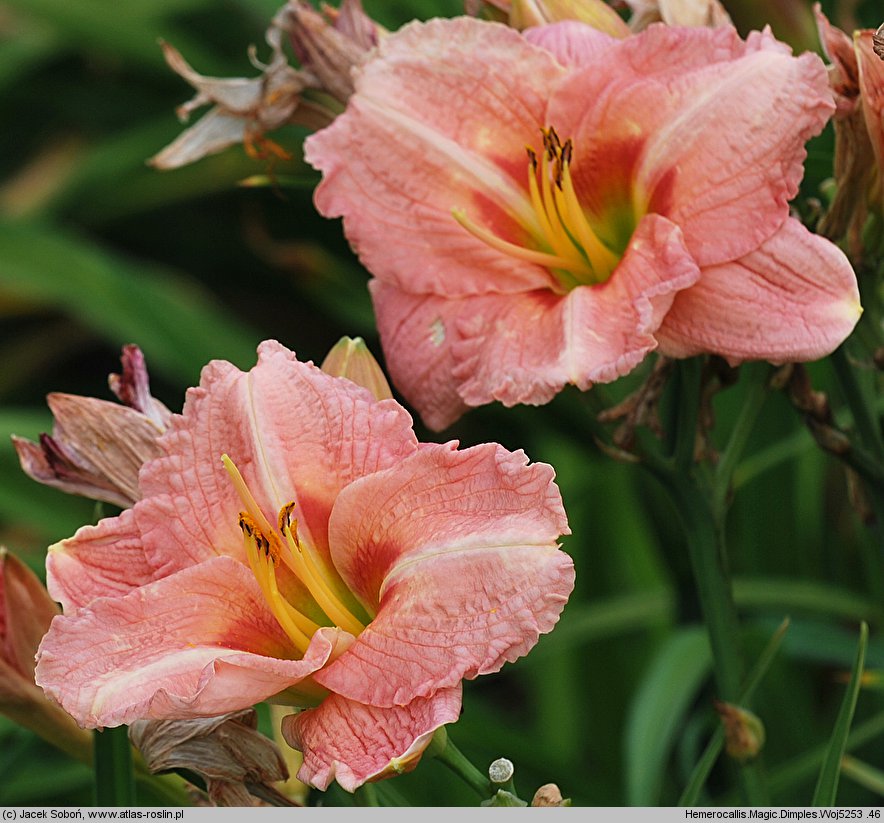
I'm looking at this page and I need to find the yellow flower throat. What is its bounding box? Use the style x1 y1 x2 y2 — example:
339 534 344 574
453 127 618 289
222 454 366 655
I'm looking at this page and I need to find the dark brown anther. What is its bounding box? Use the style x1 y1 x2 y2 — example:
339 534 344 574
874 23 884 59
526 146 537 170
547 125 561 150
278 501 297 533
562 139 573 166
553 157 564 189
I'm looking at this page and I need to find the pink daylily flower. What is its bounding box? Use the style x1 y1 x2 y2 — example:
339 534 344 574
35 342 573 791
305 18 862 430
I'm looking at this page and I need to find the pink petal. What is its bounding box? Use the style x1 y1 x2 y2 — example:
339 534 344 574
283 687 462 791
315 442 573 707
547 27 835 266
36 557 349 729
136 341 418 579
523 21 618 67
305 17 565 297
450 214 700 407
369 280 471 432
655 218 862 362
47 508 161 613
371 216 697 425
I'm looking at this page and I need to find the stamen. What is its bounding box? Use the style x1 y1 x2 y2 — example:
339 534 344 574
239 512 317 654
454 127 619 288
278 506 366 637
222 455 277 539
224 458 367 641
452 208 585 277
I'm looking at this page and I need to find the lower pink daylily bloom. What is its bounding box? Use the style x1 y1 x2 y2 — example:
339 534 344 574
35 341 573 791
305 18 862 430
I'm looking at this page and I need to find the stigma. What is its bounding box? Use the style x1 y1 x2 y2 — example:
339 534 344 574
453 127 618 289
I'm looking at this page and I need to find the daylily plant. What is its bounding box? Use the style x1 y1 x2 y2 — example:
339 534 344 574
305 18 862 430
34 342 574 791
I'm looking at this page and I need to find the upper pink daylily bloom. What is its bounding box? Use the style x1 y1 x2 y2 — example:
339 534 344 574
35 341 573 792
305 18 862 430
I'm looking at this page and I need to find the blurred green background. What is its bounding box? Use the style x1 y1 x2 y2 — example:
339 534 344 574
1 0 882 807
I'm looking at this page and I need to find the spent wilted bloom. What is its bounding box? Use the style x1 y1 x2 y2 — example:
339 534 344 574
35 342 573 791
12 345 170 508
305 18 861 430
815 6 884 251
151 0 381 170
149 22 314 171
130 709 291 806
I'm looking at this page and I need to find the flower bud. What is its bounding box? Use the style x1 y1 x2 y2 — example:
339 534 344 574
714 700 765 762
532 783 571 807
320 336 393 401
625 0 730 31
509 0 630 36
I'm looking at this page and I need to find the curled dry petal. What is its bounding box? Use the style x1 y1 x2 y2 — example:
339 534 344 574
130 709 290 807
277 1 375 104
874 23 884 60
150 25 313 170
12 348 167 508
109 344 173 429
12 346 167 508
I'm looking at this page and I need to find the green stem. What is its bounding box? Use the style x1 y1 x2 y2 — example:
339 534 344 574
648 359 766 805
93 726 136 806
831 346 884 461
665 473 744 702
713 364 771 519
434 736 491 799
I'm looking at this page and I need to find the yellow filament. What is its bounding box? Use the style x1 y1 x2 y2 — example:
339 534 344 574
280 523 365 637
453 127 618 287
225 457 366 640
452 209 583 273
222 455 277 539
240 515 315 654
558 158 619 280
539 146 580 266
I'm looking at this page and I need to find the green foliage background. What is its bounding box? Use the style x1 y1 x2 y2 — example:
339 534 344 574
0 0 882 807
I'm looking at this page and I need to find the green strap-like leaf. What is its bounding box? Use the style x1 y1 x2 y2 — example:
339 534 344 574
812 622 869 806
